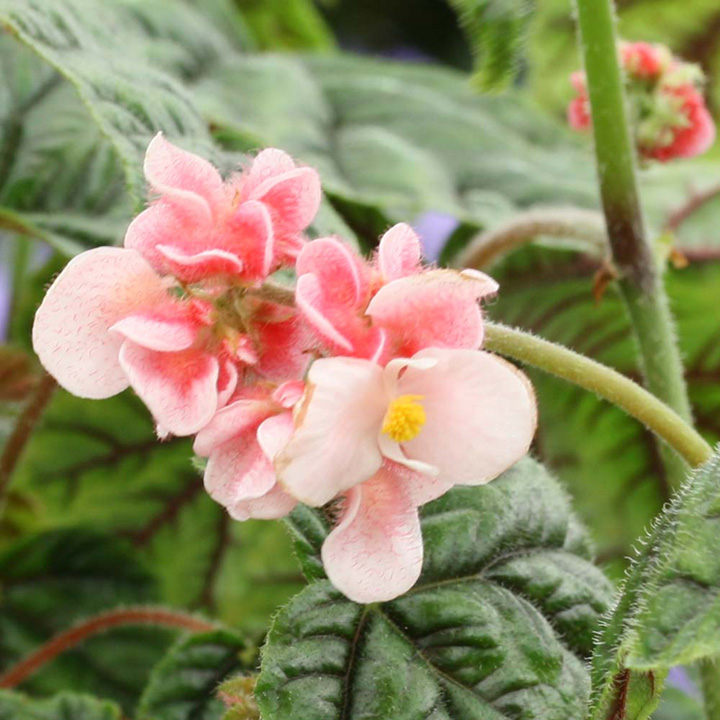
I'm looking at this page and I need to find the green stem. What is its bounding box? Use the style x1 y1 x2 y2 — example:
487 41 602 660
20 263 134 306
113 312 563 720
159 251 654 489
700 659 720 720
484 322 711 468
574 0 693 489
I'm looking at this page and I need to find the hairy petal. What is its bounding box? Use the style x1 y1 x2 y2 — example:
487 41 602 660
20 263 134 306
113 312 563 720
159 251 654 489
322 463 423 603
377 223 422 281
32 247 167 399
276 357 386 506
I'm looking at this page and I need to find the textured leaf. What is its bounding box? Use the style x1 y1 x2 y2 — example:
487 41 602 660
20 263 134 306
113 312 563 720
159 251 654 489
590 451 720 719
0 690 122 720
0 528 174 711
448 0 535 91
137 629 248 720
258 458 613 720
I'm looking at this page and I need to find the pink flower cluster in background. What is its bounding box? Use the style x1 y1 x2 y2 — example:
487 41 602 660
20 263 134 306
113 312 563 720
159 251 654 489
569 41 715 162
33 136 536 603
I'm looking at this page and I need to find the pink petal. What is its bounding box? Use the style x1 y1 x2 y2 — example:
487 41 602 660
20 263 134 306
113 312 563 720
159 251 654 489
276 357 386 506
255 312 312 381
242 149 296 196
377 223 422 281
295 273 355 353
249 166 322 232
204 434 276 508
321 463 423 603
297 238 370 308
272 380 305 408
144 133 224 222
397 348 537 486
229 483 297 521
119 342 219 436
124 200 213 277
256 412 294 461
366 269 497 354
109 306 198 352
155 245 244 282
217 360 239 408
193 398 273 456
32 247 167 399
229 200 274 280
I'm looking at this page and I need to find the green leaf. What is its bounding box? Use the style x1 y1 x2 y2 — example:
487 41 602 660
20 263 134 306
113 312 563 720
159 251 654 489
448 0 535 91
589 450 720 719
137 629 248 720
257 458 613 720
0 690 122 720
0 528 174 712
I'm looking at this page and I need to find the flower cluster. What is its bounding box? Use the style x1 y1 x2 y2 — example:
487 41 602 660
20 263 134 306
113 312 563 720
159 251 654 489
33 135 537 603
568 41 715 162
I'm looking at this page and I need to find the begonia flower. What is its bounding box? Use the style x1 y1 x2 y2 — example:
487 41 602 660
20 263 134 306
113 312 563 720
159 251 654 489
193 382 302 521
568 41 715 162
32 247 304 435
275 347 537 601
295 223 498 362
124 134 321 283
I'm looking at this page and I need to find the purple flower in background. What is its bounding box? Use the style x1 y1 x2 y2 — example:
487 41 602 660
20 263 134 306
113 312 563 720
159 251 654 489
667 666 700 698
0 247 11 342
412 210 459 263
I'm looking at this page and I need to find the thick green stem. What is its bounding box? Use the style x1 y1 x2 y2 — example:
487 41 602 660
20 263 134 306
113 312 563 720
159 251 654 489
700 659 720 720
484 322 711 468
574 0 693 489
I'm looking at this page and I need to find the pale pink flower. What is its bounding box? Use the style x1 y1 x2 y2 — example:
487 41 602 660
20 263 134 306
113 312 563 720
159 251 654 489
193 382 302 521
295 223 498 362
620 41 669 80
33 247 238 435
124 134 321 283
276 348 537 602
32 246 303 435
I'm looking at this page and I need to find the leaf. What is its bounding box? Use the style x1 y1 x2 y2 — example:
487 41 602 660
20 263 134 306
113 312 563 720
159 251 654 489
589 450 720 719
0 690 122 720
195 52 598 243
0 528 174 712
137 629 248 720
257 458 614 720
447 0 535 91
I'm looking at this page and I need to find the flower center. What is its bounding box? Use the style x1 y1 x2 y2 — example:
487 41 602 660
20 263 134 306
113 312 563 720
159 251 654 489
381 394 426 443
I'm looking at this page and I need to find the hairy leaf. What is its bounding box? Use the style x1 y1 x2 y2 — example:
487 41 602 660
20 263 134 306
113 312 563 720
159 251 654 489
590 450 720 719
448 0 535 91
258 458 613 720
137 629 248 720
0 690 122 720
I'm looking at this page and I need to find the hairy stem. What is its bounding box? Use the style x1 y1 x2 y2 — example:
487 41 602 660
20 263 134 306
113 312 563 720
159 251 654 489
456 207 608 270
574 0 693 490
700 658 720 720
0 372 57 505
484 322 711 468
0 606 215 689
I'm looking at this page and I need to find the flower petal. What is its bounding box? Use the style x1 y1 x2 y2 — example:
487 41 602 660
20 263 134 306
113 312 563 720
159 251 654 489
229 200 274 280
229 483 297 521
243 148 296 196
110 306 197 352
276 357 386 506
32 247 166 399
377 223 422 281
155 245 244 282
257 412 294 461
321 463 423 603
398 348 537 486
249 166 322 232
204 435 276 508
366 269 497 354
193 398 272 456
144 133 224 222
119 342 219 436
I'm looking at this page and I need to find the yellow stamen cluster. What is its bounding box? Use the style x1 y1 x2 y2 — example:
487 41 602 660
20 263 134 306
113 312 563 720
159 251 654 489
381 394 426 443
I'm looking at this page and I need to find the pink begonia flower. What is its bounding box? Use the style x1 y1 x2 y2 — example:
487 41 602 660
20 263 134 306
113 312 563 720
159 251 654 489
276 347 537 602
643 84 716 161
124 134 321 283
32 246 306 435
568 42 715 162
33 247 237 435
193 382 302 521
295 223 498 362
